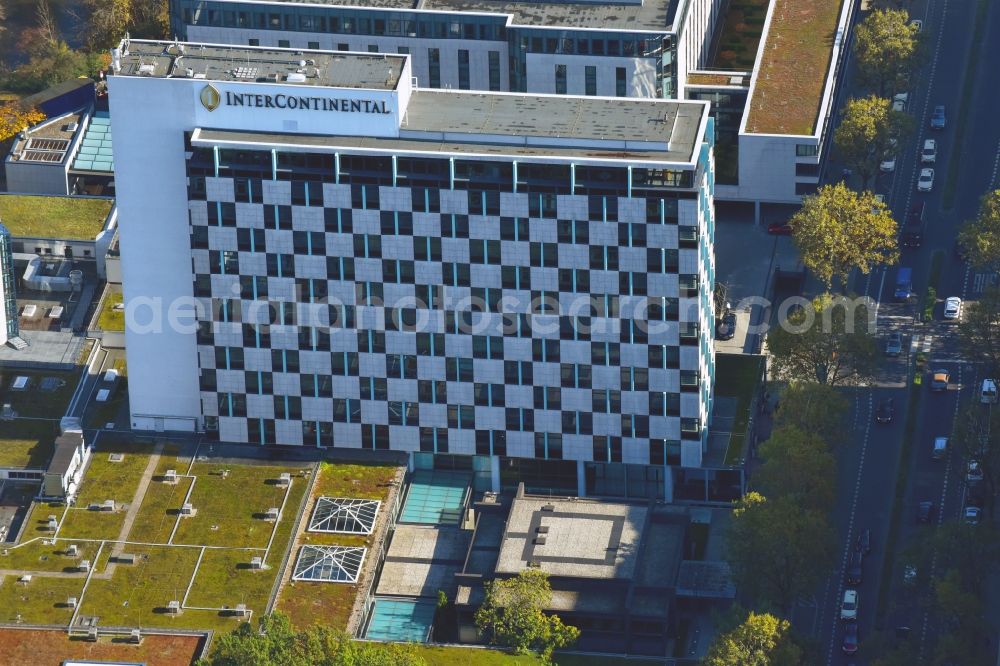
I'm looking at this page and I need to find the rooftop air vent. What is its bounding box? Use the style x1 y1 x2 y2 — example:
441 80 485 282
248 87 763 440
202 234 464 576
286 72 307 83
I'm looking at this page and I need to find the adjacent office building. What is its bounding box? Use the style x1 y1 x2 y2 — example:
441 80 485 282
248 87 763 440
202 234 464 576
169 0 722 99
108 40 715 493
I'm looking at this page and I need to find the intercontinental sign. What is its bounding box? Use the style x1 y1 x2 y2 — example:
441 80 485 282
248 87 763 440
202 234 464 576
199 83 391 114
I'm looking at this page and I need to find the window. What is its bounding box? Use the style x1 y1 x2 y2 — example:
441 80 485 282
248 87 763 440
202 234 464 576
555 64 567 94
278 40 290 48
534 432 563 459
488 51 501 91
616 67 627 97
249 39 259 47
398 46 410 55
308 41 320 50
475 383 506 407
795 144 819 157
476 430 507 456
532 338 559 362
419 380 447 404
458 49 470 89
594 435 622 463
533 386 561 410
560 363 592 389
420 427 448 453
388 401 419 426
428 48 441 87
413 236 442 261
448 404 475 429
447 357 474 382
368 45 378 53
585 66 597 96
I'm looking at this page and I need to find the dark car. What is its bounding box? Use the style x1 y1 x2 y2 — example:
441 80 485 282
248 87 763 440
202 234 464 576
842 621 859 655
918 501 935 523
767 222 793 235
875 398 894 423
930 105 946 129
856 528 871 555
847 550 863 585
716 311 737 340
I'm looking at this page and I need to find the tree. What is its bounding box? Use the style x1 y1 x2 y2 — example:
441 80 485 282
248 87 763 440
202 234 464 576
475 569 579 662
753 426 835 513
930 570 993 666
5 41 105 94
853 9 921 95
773 383 850 448
703 611 805 666
956 286 1000 381
201 612 426 666
725 492 836 613
80 0 132 51
953 403 1000 518
767 294 880 386
957 189 1000 271
834 95 913 189
0 102 45 142
788 183 898 290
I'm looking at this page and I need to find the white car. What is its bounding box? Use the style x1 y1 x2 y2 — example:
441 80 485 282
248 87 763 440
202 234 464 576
964 506 982 525
921 139 937 163
982 379 998 404
910 19 923 32
967 460 984 484
892 92 909 112
880 155 897 172
917 168 935 192
943 296 962 320
841 589 859 621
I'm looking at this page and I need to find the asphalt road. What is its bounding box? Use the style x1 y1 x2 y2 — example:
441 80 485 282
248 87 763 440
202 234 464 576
799 0 1000 661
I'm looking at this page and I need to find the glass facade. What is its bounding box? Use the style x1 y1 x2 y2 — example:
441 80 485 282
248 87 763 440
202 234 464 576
0 225 18 342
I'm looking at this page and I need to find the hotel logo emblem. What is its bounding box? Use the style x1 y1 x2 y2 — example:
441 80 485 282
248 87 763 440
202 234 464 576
200 84 221 112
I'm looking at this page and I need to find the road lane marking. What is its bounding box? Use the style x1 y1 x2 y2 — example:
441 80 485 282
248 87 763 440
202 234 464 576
826 389 874 665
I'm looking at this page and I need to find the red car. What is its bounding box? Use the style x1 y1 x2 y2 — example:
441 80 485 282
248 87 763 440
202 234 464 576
767 222 793 235
842 621 859 654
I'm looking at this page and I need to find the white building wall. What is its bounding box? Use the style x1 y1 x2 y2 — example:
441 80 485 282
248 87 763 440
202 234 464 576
108 76 204 432
525 53 657 97
186 26 508 91
731 134 818 204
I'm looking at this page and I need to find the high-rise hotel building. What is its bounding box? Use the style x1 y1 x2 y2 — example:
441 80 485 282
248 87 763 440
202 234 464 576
109 40 715 497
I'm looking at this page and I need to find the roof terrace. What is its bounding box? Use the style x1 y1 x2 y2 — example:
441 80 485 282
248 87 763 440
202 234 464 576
744 0 846 135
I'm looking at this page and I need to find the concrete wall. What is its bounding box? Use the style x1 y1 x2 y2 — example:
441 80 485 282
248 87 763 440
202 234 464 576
4 161 69 196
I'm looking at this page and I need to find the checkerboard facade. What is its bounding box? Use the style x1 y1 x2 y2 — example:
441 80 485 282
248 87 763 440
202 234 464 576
187 147 714 466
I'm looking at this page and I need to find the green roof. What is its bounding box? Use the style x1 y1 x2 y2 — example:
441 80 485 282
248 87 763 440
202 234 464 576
0 194 113 241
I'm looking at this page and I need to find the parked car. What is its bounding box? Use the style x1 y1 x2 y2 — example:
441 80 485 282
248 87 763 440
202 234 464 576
964 506 982 525
943 296 962 320
931 369 950 391
885 332 903 356
892 92 909 112
841 589 859 621
918 501 935 523
880 140 897 172
981 379 998 404
716 311 737 341
767 222 793 235
932 437 949 460
876 398 894 423
842 621 859 655
918 168 935 192
847 550 863 584
967 460 984 484
930 105 946 129
921 139 937 163
856 527 871 555
910 18 923 32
